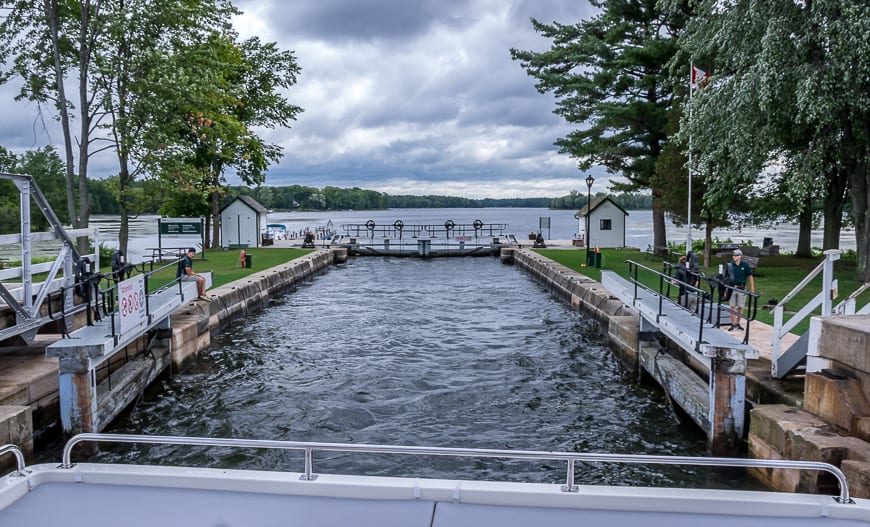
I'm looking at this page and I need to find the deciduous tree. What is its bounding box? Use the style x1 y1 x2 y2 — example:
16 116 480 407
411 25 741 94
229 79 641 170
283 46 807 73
674 0 869 277
95 0 238 255
141 33 302 247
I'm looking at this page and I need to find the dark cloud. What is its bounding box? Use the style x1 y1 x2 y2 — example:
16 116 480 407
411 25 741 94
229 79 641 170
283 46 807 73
2 1 609 198
243 0 474 42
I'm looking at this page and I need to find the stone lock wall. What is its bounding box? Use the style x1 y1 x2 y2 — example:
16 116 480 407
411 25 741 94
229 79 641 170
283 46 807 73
508 249 641 373
169 249 336 369
750 314 870 498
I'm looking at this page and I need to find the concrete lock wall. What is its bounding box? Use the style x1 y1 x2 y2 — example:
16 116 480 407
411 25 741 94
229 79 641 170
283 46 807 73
504 248 870 495
0 248 338 464
169 249 336 369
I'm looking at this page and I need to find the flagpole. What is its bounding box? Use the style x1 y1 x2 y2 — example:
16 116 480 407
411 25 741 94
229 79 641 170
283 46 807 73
687 63 693 256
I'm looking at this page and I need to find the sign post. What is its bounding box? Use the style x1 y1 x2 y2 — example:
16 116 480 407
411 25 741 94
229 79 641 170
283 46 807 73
538 217 551 239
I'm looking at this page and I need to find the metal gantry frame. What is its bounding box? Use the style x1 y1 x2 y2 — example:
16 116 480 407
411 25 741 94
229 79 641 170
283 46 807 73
0 172 98 344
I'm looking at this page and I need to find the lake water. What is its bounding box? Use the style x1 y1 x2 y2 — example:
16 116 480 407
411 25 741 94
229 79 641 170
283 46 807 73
12 207 852 263
266 208 855 254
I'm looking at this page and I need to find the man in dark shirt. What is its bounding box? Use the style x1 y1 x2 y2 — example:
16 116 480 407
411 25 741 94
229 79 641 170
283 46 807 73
176 247 208 301
728 249 755 330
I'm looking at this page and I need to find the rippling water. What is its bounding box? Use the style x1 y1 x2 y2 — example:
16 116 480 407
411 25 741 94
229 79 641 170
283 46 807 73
84 257 755 488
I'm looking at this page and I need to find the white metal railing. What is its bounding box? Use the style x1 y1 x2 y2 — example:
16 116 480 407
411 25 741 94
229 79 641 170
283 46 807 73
771 250 839 378
59 433 853 503
0 444 27 476
835 281 870 315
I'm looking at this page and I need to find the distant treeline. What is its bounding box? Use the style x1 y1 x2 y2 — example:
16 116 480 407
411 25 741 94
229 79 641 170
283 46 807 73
232 186 650 211
548 191 653 211
0 155 653 234
388 195 551 208
232 186 570 210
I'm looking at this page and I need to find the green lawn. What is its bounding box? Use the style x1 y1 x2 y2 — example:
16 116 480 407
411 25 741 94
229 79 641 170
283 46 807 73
534 247 865 335
133 248 314 291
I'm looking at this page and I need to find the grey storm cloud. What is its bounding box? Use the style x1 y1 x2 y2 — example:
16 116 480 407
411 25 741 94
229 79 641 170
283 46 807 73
250 0 479 42
2 0 603 198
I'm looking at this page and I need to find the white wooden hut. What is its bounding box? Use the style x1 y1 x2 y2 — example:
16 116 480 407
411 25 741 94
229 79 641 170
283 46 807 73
220 195 269 248
575 196 629 249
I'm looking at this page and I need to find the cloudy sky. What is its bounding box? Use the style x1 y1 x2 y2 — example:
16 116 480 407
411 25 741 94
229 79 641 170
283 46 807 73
1 0 606 199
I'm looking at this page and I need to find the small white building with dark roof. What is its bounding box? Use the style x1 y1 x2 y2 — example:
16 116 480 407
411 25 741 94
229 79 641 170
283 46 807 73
575 196 629 249
220 195 269 248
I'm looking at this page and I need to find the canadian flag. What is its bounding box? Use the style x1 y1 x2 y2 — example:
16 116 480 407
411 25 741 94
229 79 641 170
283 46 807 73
691 64 711 89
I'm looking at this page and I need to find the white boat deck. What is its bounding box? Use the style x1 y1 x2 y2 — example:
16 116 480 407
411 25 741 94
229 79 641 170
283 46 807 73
0 463 867 527
0 434 868 526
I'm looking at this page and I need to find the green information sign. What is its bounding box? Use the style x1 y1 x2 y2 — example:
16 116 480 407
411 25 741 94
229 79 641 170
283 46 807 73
159 221 202 235
156 218 206 259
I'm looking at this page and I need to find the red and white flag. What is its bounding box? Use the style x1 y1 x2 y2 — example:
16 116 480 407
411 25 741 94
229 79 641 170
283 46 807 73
691 64 711 89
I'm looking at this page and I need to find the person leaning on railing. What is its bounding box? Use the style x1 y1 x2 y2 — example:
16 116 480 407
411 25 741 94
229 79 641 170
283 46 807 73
176 247 209 302
673 256 699 311
728 249 755 331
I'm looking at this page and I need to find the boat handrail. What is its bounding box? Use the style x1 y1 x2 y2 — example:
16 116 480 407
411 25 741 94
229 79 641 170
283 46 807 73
0 444 27 477
60 433 853 503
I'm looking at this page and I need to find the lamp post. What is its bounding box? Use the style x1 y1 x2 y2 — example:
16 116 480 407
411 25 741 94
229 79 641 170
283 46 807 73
585 174 594 266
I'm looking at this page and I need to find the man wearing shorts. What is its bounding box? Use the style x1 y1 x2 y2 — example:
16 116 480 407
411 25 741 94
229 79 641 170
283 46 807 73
177 247 209 301
728 249 755 330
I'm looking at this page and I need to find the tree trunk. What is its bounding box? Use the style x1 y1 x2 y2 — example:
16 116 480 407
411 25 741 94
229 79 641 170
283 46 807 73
43 1 77 229
118 162 130 257
704 221 713 268
210 190 221 249
823 167 848 250
652 190 667 252
74 2 94 256
204 215 212 248
795 196 813 258
848 132 869 281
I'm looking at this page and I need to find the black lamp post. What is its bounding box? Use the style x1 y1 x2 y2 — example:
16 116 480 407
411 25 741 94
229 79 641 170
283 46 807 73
585 174 594 265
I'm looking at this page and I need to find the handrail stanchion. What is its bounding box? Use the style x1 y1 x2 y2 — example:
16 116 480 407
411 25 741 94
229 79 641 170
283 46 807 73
696 293 705 352
304 447 314 481
144 274 152 324
0 444 27 476
563 458 578 492
657 274 664 321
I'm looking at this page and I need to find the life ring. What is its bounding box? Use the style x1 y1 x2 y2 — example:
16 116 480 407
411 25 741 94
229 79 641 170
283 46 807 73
393 219 404 231
444 219 455 230
365 219 376 230
472 219 483 230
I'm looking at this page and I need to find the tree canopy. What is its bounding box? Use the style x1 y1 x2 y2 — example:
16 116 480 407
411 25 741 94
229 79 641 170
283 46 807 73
511 0 686 250
0 0 303 251
140 32 303 247
672 0 870 278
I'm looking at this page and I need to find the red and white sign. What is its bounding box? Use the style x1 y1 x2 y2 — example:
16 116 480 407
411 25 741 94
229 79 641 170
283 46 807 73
118 275 147 335
455 236 472 242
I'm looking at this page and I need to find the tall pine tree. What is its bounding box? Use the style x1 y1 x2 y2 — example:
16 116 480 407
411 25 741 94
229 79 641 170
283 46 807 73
511 0 686 251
